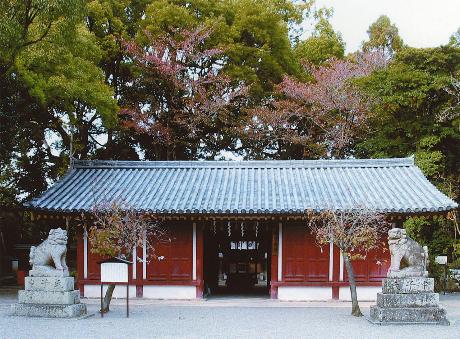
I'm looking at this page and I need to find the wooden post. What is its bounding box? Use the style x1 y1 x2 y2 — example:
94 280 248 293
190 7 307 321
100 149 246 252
332 245 340 300
277 222 282 282
195 223 204 298
270 223 279 299
136 245 143 298
100 284 103 318
76 227 85 297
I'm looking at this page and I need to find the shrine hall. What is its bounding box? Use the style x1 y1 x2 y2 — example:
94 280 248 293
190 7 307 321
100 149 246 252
25 157 458 301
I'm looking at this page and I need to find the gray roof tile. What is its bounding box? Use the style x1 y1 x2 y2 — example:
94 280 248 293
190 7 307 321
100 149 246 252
25 158 458 214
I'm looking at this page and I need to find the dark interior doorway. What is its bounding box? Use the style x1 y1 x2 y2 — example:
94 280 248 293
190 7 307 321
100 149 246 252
203 221 271 297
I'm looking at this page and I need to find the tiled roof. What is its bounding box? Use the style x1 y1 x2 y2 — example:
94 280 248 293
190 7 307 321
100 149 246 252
25 158 458 214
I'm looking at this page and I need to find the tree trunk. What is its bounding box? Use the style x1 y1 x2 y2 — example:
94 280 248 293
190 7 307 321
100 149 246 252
343 253 363 317
105 129 113 159
101 284 116 314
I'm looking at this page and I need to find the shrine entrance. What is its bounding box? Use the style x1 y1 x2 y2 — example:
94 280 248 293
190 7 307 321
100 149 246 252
203 221 271 297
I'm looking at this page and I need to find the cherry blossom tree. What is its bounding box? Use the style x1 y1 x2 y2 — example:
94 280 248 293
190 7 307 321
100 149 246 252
308 208 390 316
79 199 169 314
120 27 246 160
242 51 387 159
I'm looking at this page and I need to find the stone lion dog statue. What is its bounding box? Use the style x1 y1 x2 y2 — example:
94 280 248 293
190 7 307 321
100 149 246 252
387 228 428 278
29 228 69 277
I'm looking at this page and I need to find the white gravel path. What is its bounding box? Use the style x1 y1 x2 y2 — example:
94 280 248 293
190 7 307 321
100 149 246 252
1 290 459 339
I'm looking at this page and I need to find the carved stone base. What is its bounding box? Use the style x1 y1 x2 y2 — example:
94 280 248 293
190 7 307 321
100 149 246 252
376 292 439 308
11 303 86 318
11 276 86 318
370 306 449 325
18 290 80 305
29 267 69 277
382 277 434 294
370 278 449 325
25 276 75 292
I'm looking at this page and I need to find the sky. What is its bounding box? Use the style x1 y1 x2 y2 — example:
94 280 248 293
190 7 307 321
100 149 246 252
312 0 460 53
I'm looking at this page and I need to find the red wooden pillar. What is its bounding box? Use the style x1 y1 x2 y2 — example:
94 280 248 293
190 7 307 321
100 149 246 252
270 223 279 299
76 226 84 297
332 245 341 300
195 223 204 298
136 245 143 298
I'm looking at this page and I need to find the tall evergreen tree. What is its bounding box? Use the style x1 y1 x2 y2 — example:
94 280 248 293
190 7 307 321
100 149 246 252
0 0 117 203
294 8 345 65
362 15 403 57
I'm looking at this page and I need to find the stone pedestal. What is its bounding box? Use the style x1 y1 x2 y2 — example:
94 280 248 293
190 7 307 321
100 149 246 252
11 276 86 318
370 277 449 325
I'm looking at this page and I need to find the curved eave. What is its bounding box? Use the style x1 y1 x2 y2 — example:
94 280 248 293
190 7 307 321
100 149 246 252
26 205 458 216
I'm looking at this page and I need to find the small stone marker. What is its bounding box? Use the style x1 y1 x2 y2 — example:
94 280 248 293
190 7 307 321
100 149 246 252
11 228 86 318
369 228 449 325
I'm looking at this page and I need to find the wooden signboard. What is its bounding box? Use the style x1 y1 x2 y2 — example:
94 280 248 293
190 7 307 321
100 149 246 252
101 262 129 283
435 256 447 265
98 257 132 318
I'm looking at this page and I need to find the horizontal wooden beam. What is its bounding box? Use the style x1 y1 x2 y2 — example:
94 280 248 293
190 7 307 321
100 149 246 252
25 209 453 223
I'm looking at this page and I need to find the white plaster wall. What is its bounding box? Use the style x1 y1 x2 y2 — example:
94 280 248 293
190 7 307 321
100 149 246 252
338 286 381 301
278 286 331 301
84 285 137 298
143 286 196 299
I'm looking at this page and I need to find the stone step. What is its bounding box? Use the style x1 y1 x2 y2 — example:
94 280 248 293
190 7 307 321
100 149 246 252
382 277 434 294
370 305 449 325
25 276 75 292
18 290 80 305
376 292 439 308
11 303 87 318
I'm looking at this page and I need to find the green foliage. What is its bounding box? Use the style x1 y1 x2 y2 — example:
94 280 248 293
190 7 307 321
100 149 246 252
141 0 307 100
415 151 445 177
16 24 117 123
0 164 19 206
356 46 460 199
404 217 460 290
0 0 86 75
294 9 345 65
0 0 117 204
404 215 460 289
449 27 460 47
404 217 430 243
359 46 460 269
453 241 460 267
362 15 403 56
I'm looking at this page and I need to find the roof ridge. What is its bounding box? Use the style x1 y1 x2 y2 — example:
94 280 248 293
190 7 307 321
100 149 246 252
72 157 414 169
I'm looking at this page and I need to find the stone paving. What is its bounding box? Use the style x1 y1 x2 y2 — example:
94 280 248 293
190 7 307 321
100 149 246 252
1 289 460 339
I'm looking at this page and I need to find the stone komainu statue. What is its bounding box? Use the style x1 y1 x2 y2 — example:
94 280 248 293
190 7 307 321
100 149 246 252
29 228 69 277
387 228 428 278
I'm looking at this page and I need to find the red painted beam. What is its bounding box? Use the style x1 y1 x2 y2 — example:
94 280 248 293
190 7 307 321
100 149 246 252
270 281 383 287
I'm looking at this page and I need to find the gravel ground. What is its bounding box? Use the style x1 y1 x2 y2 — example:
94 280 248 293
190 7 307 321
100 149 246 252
1 290 460 339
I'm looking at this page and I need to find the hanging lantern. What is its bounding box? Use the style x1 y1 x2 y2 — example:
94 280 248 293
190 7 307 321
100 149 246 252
241 222 245 237
213 220 217 235
227 221 231 237
255 222 259 238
